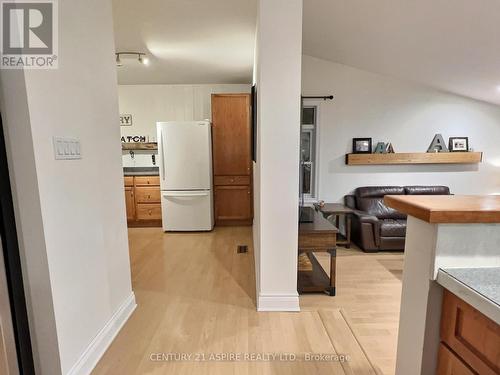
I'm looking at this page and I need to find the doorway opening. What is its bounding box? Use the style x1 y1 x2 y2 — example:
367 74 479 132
0 113 36 374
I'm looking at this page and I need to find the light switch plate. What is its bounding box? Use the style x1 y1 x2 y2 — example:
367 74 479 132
53 137 81 160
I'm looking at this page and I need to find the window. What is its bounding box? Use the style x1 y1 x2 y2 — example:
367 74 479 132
300 106 317 199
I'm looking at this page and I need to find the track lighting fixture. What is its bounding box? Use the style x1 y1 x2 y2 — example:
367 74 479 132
115 52 149 67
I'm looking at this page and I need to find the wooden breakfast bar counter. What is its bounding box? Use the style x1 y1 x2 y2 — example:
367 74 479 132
384 195 500 375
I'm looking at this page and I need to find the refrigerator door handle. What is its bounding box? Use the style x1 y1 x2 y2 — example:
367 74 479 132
160 128 166 180
163 191 209 197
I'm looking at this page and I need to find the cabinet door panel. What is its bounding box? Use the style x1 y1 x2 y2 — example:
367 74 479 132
441 290 500 375
212 94 251 176
124 176 134 187
125 187 135 221
437 344 475 375
214 185 251 222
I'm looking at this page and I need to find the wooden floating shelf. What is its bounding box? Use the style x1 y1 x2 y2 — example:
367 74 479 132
122 142 158 151
345 152 483 166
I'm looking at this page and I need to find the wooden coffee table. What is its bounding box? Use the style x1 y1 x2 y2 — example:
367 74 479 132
314 203 353 248
298 209 338 296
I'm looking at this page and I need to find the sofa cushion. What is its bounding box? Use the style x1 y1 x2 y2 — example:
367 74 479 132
380 219 407 237
355 186 405 198
356 197 407 220
404 185 450 195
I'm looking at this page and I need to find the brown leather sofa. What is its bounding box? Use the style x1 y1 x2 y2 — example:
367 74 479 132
344 186 450 252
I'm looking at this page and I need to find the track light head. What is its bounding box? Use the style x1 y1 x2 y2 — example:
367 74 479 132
138 54 149 65
115 53 122 67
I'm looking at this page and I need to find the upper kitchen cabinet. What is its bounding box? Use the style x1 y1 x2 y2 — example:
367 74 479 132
211 94 251 176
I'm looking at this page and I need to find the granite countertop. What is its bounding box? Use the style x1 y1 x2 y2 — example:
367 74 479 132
123 167 159 176
437 267 500 324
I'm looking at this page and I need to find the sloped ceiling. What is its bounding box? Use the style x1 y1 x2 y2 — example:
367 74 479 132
112 0 500 105
303 0 500 105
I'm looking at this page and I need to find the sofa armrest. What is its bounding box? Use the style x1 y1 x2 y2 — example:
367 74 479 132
344 194 356 209
351 210 381 247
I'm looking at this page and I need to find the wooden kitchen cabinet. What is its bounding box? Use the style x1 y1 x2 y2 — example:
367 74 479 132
438 290 500 375
124 186 135 221
212 93 253 226
135 186 161 203
437 344 475 375
214 185 252 225
212 94 251 176
124 175 162 227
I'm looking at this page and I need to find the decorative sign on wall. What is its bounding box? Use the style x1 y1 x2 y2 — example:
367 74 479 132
374 142 386 153
373 142 396 154
120 114 133 126
121 135 147 143
427 134 449 153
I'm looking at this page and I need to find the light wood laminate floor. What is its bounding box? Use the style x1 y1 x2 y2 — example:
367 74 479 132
92 227 403 375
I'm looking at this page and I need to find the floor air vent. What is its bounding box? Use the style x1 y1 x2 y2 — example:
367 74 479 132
237 245 248 253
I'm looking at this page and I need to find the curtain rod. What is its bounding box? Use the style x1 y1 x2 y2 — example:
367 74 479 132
301 95 334 100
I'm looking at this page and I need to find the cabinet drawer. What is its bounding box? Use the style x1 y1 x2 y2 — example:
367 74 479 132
136 204 162 221
437 344 475 375
441 290 500 375
214 185 252 222
124 176 134 187
135 187 161 203
298 233 336 250
214 175 250 186
135 176 160 186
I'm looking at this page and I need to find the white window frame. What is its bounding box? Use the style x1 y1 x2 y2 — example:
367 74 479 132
301 101 321 202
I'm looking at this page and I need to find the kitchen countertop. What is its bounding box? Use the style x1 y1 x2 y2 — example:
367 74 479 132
123 167 159 176
384 195 500 223
437 267 500 325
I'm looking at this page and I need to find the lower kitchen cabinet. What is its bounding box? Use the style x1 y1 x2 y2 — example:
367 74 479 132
438 289 500 375
124 186 135 221
214 184 252 226
124 175 162 227
437 344 475 375
136 204 162 221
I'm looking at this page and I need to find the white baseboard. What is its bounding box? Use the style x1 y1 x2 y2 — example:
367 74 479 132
257 293 300 312
67 292 137 375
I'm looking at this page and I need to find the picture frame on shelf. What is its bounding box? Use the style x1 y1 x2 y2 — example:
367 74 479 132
449 137 469 152
352 138 372 154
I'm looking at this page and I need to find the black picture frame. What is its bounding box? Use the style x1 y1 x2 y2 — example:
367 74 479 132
448 137 469 152
352 138 372 154
251 85 257 162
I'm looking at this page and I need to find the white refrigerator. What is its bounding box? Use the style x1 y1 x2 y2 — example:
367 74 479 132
157 121 214 231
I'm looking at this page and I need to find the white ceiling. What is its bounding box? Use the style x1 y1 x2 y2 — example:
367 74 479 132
303 0 500 105
112 0 257 85
113 0 500 105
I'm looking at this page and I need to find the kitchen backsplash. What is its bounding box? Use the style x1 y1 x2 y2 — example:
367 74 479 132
122 150 159 167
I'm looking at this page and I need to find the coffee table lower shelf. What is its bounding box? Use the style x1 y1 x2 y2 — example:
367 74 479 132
298 251 336 296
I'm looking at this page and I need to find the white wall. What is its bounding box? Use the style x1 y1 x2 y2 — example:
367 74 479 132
118 84 250 137
302 55 500 202
118 84 250 167
253 0 302 311
0 0 134 374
